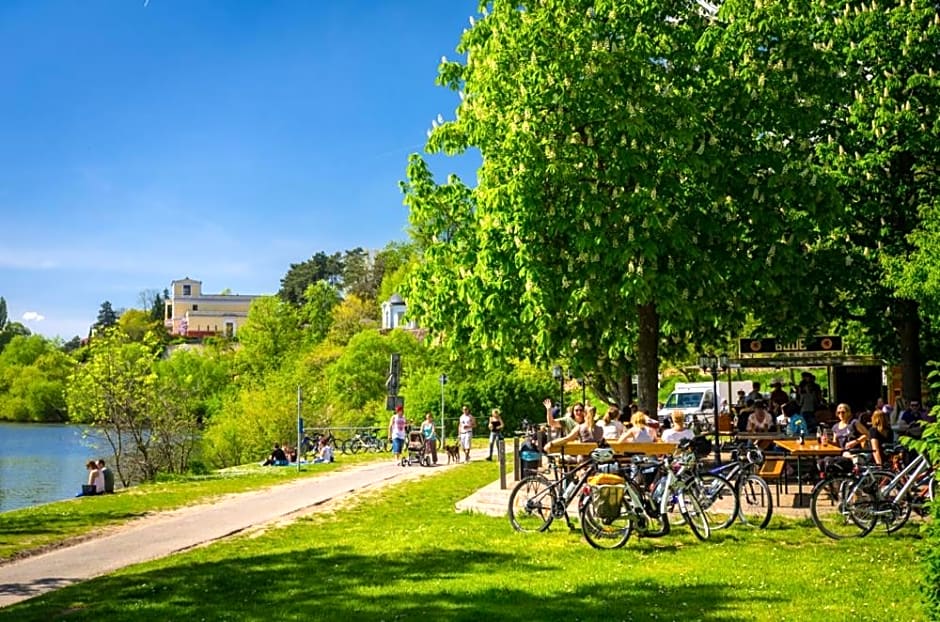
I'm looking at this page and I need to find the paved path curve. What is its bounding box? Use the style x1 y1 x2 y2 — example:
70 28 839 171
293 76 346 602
0 460 457 608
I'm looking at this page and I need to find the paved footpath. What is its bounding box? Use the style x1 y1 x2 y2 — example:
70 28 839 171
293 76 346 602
0 460 457 608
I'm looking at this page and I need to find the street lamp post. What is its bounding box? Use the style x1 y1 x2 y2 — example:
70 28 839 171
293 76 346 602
698 353 729 465
552 365 565 426
439 374 447 442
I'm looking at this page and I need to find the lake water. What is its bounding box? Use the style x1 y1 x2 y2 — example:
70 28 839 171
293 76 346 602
0 422 107 514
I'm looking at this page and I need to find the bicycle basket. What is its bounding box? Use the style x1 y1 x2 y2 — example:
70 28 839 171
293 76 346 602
590 447 616 464
588 474 625 521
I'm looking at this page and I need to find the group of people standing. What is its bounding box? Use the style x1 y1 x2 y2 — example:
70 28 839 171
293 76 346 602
387 404 507 464
79 459 114 496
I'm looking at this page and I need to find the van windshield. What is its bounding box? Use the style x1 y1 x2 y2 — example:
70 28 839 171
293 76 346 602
664 392 705 409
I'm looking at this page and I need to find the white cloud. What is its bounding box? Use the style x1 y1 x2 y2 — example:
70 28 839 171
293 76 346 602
22 311 45 322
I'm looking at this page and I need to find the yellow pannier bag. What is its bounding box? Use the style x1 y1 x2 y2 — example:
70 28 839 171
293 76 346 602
588 473 625 486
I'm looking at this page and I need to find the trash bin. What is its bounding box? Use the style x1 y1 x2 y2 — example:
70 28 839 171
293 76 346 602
519 440 541 476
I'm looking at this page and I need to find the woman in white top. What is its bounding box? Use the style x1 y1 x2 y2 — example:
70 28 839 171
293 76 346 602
661 410 694 443
87 460 104 494
601 406 625 440
619 411 658 443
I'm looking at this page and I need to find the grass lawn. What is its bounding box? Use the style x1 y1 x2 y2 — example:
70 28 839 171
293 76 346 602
0 453 387 562
0 460 930 622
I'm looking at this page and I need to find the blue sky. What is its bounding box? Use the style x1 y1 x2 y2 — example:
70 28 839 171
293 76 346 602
0 0 480 339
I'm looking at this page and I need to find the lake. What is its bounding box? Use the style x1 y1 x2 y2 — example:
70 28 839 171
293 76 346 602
0 422 107 514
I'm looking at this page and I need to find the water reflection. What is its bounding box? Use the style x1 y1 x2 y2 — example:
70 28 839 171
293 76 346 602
0 422 107 513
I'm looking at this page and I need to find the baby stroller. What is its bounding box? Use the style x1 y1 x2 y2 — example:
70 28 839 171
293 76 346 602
401 430 430 467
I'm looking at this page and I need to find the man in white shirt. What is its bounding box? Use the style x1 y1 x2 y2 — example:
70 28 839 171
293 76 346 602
458 405 476 462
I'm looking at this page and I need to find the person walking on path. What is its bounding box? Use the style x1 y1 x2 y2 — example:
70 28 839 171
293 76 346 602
486 408 504 461
458 405 476 462
389 405 408 464
421 412 438 465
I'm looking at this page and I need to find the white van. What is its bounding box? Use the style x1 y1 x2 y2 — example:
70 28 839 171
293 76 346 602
657 381 752 430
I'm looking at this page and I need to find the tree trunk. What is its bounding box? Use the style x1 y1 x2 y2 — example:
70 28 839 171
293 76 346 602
895 297 922 402
636 303 660 412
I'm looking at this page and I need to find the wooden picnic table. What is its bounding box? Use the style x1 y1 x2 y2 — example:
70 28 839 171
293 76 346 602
735 433 792 450
547 441 678 457
774 439 845 504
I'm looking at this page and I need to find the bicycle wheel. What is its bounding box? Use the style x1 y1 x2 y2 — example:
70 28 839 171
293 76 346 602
875 470 913 534
508 475 556 532
349 439 362 454
339 440 350 455
580 487 633 550
736 474 773 528
679 489 711 541
695 474 738 530
810 475 876 539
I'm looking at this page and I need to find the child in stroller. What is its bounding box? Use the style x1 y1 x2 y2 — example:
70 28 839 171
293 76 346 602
401 430 431 466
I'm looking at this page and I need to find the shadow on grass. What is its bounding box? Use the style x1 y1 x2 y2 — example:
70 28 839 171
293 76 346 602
0 509 146 540
4 545 771 622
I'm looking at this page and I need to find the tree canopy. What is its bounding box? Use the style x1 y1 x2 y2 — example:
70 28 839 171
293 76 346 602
402 0 845 408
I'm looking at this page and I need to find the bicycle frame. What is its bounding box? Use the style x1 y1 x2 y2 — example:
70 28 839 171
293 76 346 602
877 452 932 508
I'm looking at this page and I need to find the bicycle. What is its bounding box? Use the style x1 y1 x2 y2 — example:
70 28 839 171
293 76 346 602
809 447 935 539
345 430 387 454
579 441 711 549
507 449 600 533
692 441 773 529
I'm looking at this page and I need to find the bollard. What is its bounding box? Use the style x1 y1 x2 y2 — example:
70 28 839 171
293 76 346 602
513 436 521 482
498 438 507 489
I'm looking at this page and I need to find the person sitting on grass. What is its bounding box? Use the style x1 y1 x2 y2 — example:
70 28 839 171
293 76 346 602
77 460 104 496
261 443 288 466
97 458 115 494
313 438 334 464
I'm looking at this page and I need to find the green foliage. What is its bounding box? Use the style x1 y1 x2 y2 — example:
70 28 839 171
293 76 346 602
0 335 73 421
66 329 204 482
278 251 344 304
298 280 341 345
95 300 118 330
325 294 378 346
323 329 430 426
235 296 302 379
117 308 163 342
403 1 848 410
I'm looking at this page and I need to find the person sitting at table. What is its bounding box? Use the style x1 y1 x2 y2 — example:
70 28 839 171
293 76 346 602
830 403 867 451
737 398 755 432
746 381 763 403
746 400 774 433
619 411 658 443
544 404 603 460
866 409 894 467
769 381 789 414
897 399 935 438
661 410 693 443
600 406 625 440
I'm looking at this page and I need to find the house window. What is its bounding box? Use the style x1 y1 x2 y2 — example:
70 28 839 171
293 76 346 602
183 284 191 296
192 304 199 311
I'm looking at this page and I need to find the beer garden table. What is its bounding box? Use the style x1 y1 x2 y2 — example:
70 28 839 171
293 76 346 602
774 439 844 504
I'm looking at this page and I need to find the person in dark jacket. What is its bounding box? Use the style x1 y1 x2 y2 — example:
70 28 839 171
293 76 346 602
97 459 115 493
